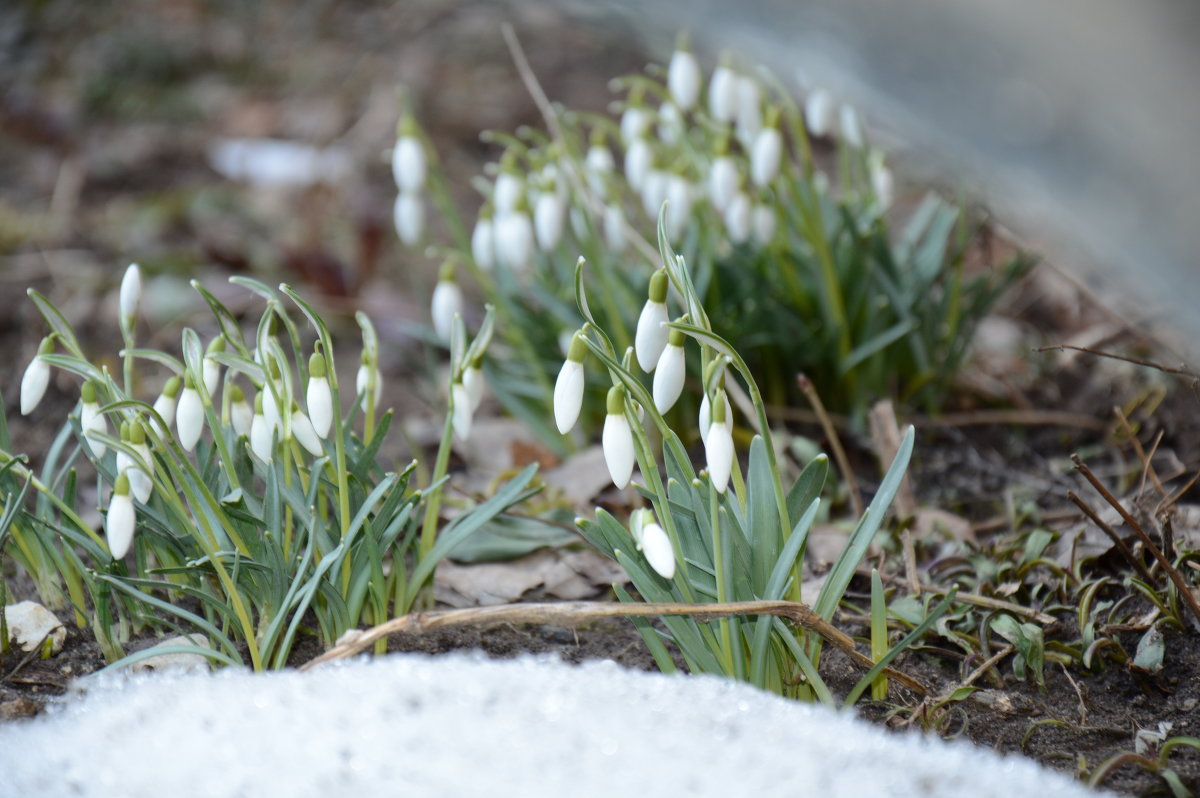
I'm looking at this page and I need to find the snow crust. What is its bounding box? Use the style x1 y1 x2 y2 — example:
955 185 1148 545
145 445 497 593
0 652 1105 798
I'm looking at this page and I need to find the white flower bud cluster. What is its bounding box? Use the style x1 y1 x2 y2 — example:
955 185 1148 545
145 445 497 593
392 115 427 247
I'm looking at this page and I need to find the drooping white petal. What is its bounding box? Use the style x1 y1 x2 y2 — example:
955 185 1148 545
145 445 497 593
585 145 614 197
752 202 777 245
463 365 485 412
708 65 738 123
751 127 782 188
534 191 565 251
705 419 734 493
496 211 534 274
202 357 221 398
493 172 524 214
106 489 136 559
451 382 473 442
262 384 282 431
290 409 323 456
603 203 627 254
176 385 204 452
82 402 109 458
620 106 651 145
130 442 154 503
667 48 701 111
356 364 382 412
152 378 180 431
393 192 424 246
471 217 495 271
553 359 585 435
839 104 864 148
635 300 670 373
870 153 894 211
19 356 49 416
805 89 835 137
664 175 692 242
657 101 683 145
306 376 333 438
641 169 668 219
119 263 142 328
641 522 676 579
624 138 651 192
250 411 273 462
724 192 752 244
602 412 635 489
708 155 739 213
391 136 426 192
698 392 712 445
652 343 686 413
431 280 463 343
735 76 763 146
231 396 253 437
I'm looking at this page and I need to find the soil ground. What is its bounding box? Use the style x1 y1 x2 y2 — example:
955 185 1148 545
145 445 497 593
3 2 1200 796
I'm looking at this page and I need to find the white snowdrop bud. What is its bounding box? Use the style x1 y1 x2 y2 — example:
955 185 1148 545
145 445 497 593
290 404 323 456
625 138 652 192
635 271 670 372
262 371 282 432
698 388 727 446
668 44 701 111
119 263 141 332
391 118 426 192
805 89 835 137
641 521 676 579
80 381 108 458
463 357 485 412
306 353 333 438
652 326 687 413
585 139 614 197
393 192 424 246
752 202 776 245
203 335 225 397
229 384 252 437
356 353 382 412
250 393 273 462
736 76 763 146
554 333 587 435
839 104 864 148
705 392 734 493
602 386 636 490
20 337 54 416
123 422 154 503
493 170 524 214
869 151 894 211
724 192 752 244
620 105 651 145
451 380 473 442
471 210 496 271
708 153 739 213
106 472 136 559
152 376 181 431
430 265 463 344
534 190 565 251
751 126 782 187
641 168 669 218
709 63 738 123
496 208 534 274
176 375 205 453
657 101 683 145
603 203 627 254
664 175 692 242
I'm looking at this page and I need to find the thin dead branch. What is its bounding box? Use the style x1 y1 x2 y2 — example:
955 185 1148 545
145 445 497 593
1035 344 1200 380
799 374 863 518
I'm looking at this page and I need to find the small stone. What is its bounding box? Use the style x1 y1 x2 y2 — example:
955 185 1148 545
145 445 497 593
0 697 40 720
3 601 66 656
129 634 212 674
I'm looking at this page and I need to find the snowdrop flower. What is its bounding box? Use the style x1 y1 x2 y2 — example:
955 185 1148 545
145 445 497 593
534 188 565 251
735 76 763 146
667 42 701 111
640 166 668 218
493 168 524 215
724 192 752 244
620 104 652 146
471 208 496 271
657 100 683 145
708 150 739 212
839 104 864 149
751 124 782 188
869 150 895 211
391 117 426 192
603 203 627 254
20 336 54 415
306 352 333 438
430 264 463 343
554 332 587 435
624 137 651 192
261 366 283 432
752 201 776 245
652 326 687 413
585 137 614 197
635 270 670 372
290 404 323 456
631 509 676 580
664 174 692 241
203 335 225 397
152 376 181 430
705 392 734 493
80 381 108 458
708 62 738 123
451 380 473 442
393 192 424 246
805 89 835 137
356 352 382 412
106 472 136 559
176 375 205 452
119 263 141 333
250 393 273 462
698 387 727 446
463 355 485 412
496 205 534 274
229 383 252 437
121 421 154 503
602 386 635 490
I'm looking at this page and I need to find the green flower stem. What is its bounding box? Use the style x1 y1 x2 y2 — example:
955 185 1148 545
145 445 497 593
418 398 456 563
710 482 736 677
0 452 106 550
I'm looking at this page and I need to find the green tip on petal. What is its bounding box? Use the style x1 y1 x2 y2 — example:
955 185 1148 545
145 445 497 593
438 261 457 282
254 392 264 413
230 383 245 402
114 472 131 496
667 325 687 347
129 421 146 445
163 375 182 398
37 337 55 356
268 359 282 379
184 373 196 389
469 353 484 369
606 385 626 415
81 381 97 403
765 106 782 129
567 332 588 364
648 270 668 303
308 352 327 379
712 392 728 424
206 335 226 354
120 420 131 440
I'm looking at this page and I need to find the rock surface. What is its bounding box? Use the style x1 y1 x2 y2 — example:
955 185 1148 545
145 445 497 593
3 601 65 656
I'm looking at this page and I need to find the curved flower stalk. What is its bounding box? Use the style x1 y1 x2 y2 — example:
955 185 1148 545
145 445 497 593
20 337 54 416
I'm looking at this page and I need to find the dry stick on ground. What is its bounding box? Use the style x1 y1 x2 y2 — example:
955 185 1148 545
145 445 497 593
915 585 1056 626
798 374 863 518
1113 406 1167 500
1072 454 1200 628
1034 344 1200 380
300 600 931 695
1067 491 1156 585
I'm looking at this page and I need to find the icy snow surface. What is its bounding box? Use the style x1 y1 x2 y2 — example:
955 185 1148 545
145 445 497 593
0 652 1105 798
